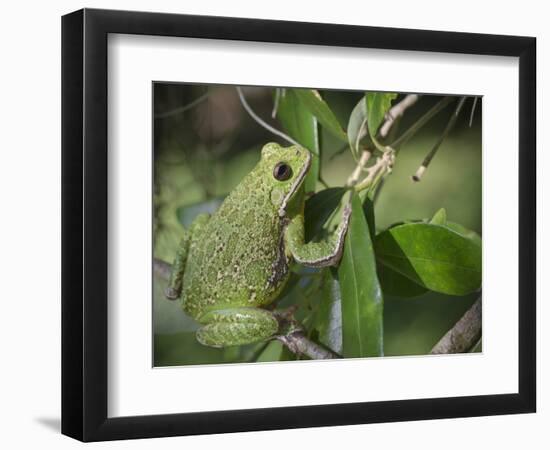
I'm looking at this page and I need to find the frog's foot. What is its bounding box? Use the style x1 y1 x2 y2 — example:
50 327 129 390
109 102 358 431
272 307 303 340
196 308 279 348
164 286 179 300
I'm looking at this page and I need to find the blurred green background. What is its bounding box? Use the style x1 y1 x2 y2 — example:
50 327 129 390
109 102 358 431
153 83 481 366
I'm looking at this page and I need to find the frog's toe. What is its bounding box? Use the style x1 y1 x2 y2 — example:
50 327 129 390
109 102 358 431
164 286 179 300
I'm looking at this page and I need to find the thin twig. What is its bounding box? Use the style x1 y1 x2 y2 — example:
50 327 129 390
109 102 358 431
430 297 482 354
379 94 420 138
271 88 282 118
391 96 454 150
346 150 372 186
277 333 339 359
412 96 467 182
236 87 300 147
154 92 210 119
469 96 479 127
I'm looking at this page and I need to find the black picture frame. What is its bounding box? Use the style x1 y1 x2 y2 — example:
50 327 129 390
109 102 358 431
61 8 536 442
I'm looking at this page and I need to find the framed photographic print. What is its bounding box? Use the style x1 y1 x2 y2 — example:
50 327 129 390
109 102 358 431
61 8 536 441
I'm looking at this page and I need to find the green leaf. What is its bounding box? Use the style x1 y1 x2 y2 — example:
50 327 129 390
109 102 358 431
361 194 376 242
304 187 346 241
338 192 384 357
347 97 368 157
375 223 482 296
277 89 320 192
314 268 343 354
293 89 348 142
430 208 447 225
444 221 482 247
365 92 398 136
377 263 428 298
255 341 284 362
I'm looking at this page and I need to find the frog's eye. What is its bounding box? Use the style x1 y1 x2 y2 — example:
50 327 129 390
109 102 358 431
273 162 293 181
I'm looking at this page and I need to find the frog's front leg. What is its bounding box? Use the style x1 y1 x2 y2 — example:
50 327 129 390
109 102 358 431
165 213 209 300
285 202 351 268
196 308 279 348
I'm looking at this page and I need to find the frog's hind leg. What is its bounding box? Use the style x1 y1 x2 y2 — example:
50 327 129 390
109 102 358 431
196 308 279 348
164 213 210 300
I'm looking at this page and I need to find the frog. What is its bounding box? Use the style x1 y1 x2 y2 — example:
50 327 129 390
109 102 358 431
164 142 351 348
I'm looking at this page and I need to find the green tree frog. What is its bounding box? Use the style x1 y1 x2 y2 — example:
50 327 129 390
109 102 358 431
165 143 351 348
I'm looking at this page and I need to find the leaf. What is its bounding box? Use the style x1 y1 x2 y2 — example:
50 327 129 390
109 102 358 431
361 194 376 242
375 223 481 296
429 207 481 247
304 187 346 241
377 263 428 298
255 341 284 362
347 97 368 157
365 92 398 136
293 89 348 142
314 268 343 354
277 89 320 192
430 208 447 225
338 192 384 357
444 221 482 247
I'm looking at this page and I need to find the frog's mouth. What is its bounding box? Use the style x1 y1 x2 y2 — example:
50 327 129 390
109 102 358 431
278 148 312 217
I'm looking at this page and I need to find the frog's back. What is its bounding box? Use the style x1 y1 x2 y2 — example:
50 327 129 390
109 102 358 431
181 177 289 320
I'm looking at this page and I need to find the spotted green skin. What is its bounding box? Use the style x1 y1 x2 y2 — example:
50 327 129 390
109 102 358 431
166 143 351 348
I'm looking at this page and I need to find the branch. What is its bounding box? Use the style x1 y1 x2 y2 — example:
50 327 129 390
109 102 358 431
277 333 339 359
430 297 482 354
379 94 419 138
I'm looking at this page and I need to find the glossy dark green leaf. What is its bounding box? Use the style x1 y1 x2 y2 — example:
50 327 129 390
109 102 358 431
277 89 320 192
293 89 348 142
375 223 481 296
338 192 384 357
365 92 398 136
347 97 368 157
314 268 343 354
377 263 428 298
304 187 346 241
361 194 376 242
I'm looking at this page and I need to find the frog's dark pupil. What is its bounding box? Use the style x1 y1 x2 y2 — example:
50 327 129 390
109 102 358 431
273 162 292 181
